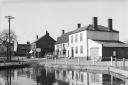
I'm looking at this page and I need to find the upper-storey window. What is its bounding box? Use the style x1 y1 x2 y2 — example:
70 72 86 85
75 46 78 54
71 35 73 43
80 33 83 41
75 34 78 43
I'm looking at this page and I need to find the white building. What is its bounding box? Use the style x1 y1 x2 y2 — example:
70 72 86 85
55 17 128 60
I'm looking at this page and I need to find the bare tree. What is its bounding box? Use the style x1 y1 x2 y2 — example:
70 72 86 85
0 29 17 43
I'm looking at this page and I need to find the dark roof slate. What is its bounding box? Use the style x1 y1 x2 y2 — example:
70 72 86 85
56 24 119 44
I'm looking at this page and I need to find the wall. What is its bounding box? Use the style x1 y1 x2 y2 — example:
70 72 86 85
87 31 119 41
55 42 69 57
102 47 128 59
88 39 102 61
69 31 87 57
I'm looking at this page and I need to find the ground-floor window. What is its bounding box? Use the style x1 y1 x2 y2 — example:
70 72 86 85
75 46 78 54
80 45 83 54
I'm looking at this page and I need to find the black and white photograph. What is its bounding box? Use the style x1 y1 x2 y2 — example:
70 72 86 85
0 0 128 85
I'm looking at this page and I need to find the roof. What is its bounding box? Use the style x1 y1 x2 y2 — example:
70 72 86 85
93 40 128 47
55 24 119 44
71 24 119 34
17 44 30 49
32 31 56 44
55 31 74 44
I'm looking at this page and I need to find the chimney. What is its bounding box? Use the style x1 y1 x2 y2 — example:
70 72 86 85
77 23 81 28
108 19 113 31
36 35 38 40
62 30 65 35
27 41 30 44
46 31 49 36
93 17 98 30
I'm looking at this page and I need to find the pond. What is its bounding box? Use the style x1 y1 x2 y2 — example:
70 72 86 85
0 65 127 85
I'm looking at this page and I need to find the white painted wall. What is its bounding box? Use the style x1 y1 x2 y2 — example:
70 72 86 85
55 42 69 57
87 31 119 41
88 39 102 61
69 31 87 57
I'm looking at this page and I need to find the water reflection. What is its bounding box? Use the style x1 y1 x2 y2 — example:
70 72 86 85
0 66 127 85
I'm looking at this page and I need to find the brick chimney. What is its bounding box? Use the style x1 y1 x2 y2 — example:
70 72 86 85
77 23 81 28
62 30 65 35
93 17 98 30
108 19 113 31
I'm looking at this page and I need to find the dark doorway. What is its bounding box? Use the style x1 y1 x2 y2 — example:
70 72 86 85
71 47 74 57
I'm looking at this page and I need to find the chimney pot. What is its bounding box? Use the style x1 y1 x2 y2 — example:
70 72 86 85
36 35 38 40
93 17 98 30
108 19 113 31
62 30 65 35
77 23 81 28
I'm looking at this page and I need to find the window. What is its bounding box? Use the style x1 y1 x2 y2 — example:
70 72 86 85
57 45 59 49
81 74 84 82
75 34 78 42
72 71 74 79
80 33 83 41
80 45 83 53
76 46 78 54
76 73 78 80
63 43 65 47
71 35 73 43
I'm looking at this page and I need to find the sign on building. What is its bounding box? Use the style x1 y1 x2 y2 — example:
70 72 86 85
36 48 41 52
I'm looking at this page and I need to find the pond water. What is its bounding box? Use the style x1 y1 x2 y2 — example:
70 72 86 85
0 65 127 85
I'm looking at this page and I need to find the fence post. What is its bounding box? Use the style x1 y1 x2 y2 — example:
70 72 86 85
55 58 57 64
115 57 117 67
111 56 113 66
65 57 67 65
18 58 20 64
78 57 80 65
46 58 47 66
123 58 125 69
93 56 95 65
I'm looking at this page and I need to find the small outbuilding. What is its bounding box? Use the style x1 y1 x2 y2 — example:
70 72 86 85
88 39 128 61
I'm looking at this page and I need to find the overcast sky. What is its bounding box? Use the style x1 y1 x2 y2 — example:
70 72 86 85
0 0 128 44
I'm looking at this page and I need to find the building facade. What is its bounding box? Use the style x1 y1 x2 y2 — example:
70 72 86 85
31 31 56 58
16 42 31 56
55 17 128 60
0 41 14 57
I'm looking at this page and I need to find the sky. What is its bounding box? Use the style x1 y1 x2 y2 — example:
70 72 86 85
0 0 128 44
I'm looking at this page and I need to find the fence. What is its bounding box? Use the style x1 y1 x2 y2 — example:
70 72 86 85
0 57 25 65
52 56 128 69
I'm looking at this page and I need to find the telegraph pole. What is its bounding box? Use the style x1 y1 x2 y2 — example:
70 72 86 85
5 16 14 62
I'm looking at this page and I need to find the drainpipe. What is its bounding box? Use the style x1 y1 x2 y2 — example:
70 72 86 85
87 35 89 60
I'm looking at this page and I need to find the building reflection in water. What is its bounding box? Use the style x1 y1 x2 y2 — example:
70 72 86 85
0 66 128 85
55 69 103 85
54 69 127 85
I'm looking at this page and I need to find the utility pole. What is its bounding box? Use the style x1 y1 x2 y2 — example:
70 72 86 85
5 16 14 62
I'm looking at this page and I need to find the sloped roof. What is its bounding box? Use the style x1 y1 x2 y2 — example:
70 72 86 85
32 32 56 44
55 24 119 44
94 40 128 47
55 31 73 44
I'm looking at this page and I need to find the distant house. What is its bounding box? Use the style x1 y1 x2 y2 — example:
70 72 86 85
16 42 31 56
55 17 128 60
31 31 56 58
0 41 14 57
